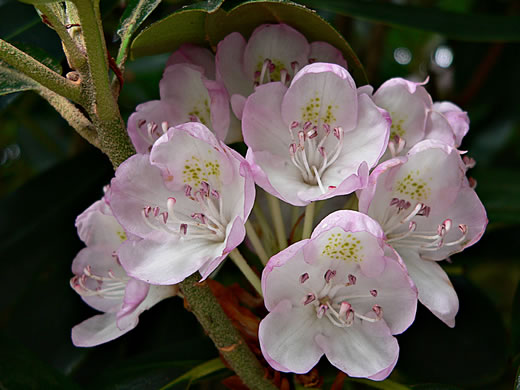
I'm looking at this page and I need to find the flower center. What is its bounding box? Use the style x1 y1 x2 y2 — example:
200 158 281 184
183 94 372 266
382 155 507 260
71 262 128 299
136 120 169 151
287 121 344 193
383 197 468 252
299 269 382 328
141 181 227 242
254 58 301 87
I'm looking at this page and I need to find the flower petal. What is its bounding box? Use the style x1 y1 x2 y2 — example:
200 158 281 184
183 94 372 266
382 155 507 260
316 317 398 379
433 102 469 146
116 278 149 330
309 41 348 68
397 248 458 327
282 63 358 132
72 312 131 347
216 32 251 97
243 24 309 85
259 300 324 373
165 43 216 79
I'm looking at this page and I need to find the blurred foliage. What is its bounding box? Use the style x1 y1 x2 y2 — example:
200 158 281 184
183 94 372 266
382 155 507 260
0 0 519 389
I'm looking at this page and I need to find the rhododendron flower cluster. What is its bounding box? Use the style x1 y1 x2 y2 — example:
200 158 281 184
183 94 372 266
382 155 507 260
70 22 487 382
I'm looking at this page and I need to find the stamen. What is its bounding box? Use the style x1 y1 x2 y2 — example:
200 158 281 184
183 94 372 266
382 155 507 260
317 304 328 318
303 293 316 305
338 301 351 317
372 304 383 320
370 289 378 297
291 61 300 74
180 224 188 235
324 269 336 283
300 273 309 283
347 274 357 286
161 121 169 134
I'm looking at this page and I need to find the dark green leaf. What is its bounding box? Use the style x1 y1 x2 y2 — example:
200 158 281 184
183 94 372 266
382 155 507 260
515 363 520 390
0 44 61 96
130 0 367 84
159 358 226 389
397 276 508 387
0 332 81 389
348 377 411 390
295 0 520 42
513 281 520 356
116 0 163 65
410 385 461 390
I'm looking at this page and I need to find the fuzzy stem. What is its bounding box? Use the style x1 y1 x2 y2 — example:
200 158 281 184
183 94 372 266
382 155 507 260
179 274 276 390
267 194 287 251
229 249 263 297
36 4 87 70
0 38 81 103
302 201 316 239
37 87 98 147
245 221 270 266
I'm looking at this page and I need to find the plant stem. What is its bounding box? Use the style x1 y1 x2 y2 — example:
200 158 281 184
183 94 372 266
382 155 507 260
179 274 276 390
37 87 98 147
0 38 81 103
267 194 287 251
302 201 316 239
245 221 270 266
37 4 87 70
229 249 263 297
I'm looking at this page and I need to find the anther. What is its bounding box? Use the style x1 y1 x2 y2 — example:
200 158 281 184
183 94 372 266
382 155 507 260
211 189 220 199
161 212 168 224
153 207 160 217
347 274 357 286
180 224 188 235
372 304 383 320
370 289 378 297
345 310 355 326
307 127 318 139
161 121 169 134
290 121 300 129
303 121 312 131
463 156 476 169
333 127 343 140
138 119 146 128
324 269 336 283
339 301 351 317
144 206 152 217
303 293 315 305
300 273 309 283
317 304 328 318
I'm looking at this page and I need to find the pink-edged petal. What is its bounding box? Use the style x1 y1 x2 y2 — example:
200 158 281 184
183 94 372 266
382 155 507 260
202 79 231 140
150 123 236 192
282 63 358 132
316 317 398 379
75 199 126 248
198 216 246 280
71 247 126 313
397 248 458 327
309 41 348 68
165 43 216 79
357 157 407 215
262 239 310 310
319 94 390 189
109 154 172 239
159 64 214 128
118 237 225 285
357 85 374 97
116 278 149 329
72 312 131 347
116 283 177 331
373 78 432 147
216 32 251 97
433 102 469 146
367 353 399 381
242 82 290 157
259 300 324 373
425 110 456 146
230 94 247 120
243 24 309 85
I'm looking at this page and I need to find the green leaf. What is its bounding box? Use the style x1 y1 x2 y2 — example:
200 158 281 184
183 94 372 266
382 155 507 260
116 0 163 65
0 332 81 389
515 363 520 390
159 357 227 389
0 44 61 96
410 385 461 390
130 0 367 84
295 0 520 42
512 281 520 356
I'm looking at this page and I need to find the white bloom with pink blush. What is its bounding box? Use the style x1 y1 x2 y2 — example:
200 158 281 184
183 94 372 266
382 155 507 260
242 63 390 206
216 23 348 119
259 210 417 379
363 78 469 158
110 122 255 285
358 140 487 327
127 62 230 153
70 195 177 347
